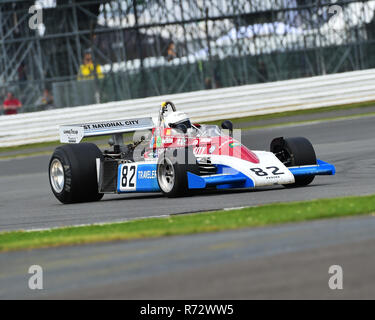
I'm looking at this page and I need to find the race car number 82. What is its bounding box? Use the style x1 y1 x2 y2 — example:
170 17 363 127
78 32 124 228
250 166 284 177
121 164 136 189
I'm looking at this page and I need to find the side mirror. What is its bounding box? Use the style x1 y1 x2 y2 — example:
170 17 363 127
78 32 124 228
175 123 187 134
221 120 233 136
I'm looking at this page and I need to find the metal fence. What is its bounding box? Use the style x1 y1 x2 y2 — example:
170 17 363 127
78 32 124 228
1 0 375 113
2 68 375 147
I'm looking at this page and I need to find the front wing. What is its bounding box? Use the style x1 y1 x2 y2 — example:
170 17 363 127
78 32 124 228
187 159 335 190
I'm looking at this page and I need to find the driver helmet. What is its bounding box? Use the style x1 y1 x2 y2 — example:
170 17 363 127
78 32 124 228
165 111 192 130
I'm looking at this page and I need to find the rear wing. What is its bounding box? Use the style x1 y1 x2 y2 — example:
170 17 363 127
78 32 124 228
59 117 154 143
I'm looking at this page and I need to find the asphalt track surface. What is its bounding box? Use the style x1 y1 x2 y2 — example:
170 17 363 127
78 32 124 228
0 115 375 299
0 115 374 232
1 215 375 299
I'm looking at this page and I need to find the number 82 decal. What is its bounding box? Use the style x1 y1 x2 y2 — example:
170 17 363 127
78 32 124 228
119 164 138 191
250 166 285 177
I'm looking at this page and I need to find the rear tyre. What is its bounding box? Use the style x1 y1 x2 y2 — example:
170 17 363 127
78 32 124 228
271 137 316 187
49 143 104 204
157 147 197 197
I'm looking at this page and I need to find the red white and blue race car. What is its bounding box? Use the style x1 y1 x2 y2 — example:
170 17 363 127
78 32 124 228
49 101 335 204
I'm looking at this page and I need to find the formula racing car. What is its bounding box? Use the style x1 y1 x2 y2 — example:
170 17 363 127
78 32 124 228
49 101 335 204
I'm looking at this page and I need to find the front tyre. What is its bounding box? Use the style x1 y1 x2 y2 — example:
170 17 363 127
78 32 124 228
157 148 197 197
271 137 316 187
49 143 104 204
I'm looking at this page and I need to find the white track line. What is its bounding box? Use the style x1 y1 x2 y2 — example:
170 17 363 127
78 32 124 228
19 205 251 233
22 214 171 233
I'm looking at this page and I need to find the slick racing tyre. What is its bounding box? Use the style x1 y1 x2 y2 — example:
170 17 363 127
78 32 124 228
49 143 104 204
157 147 198 197
271 137 317 187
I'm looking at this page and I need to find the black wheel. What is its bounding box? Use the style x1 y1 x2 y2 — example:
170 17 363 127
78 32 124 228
271 137 316 187
49 143 104 204
157 147 197 197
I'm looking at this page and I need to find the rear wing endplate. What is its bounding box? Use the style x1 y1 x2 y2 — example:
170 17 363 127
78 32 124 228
59 117 154 143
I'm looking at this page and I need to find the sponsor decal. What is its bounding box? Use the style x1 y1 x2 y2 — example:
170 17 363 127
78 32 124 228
229 142 241 148
60 126 84 143
166 128 171 135
192 139 199 145
177 138 187 146
209 145 216 154
156 136 162 147
200 138 212 143
194 146 206 155
162 137 173 144
149 136 155 148
83 119 140 131
138 170 156 180
63 129 79 135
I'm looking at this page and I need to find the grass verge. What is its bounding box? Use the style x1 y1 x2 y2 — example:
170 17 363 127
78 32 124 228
1 194 375 252
0 151 52 161
0 143 111 160
1 100 374 154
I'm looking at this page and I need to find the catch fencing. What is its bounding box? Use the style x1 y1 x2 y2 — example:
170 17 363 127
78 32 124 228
1 68 375 147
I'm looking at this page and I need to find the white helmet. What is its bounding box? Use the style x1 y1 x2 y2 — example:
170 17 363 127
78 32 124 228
164 111 192 130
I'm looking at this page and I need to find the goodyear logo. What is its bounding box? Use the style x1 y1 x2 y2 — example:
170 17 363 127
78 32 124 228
63 129 79 135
